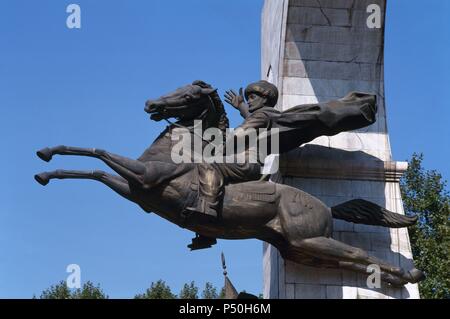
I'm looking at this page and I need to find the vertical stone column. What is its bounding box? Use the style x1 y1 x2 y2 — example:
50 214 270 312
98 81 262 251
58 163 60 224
262 0 420 299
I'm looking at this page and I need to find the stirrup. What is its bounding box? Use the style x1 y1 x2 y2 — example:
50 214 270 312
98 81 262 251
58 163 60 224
188 234 217 251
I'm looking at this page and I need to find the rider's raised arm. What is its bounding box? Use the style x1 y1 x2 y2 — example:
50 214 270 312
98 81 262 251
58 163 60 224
224 88 250 119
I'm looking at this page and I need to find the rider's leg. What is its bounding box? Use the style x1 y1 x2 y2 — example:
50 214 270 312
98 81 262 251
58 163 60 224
214 162 261 183
186 163 224 217
186 162 260 217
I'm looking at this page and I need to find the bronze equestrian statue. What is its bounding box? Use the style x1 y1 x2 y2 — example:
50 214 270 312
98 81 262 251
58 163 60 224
35 80 424 286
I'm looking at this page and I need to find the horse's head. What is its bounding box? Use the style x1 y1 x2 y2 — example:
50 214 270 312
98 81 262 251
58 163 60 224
145 80 219 123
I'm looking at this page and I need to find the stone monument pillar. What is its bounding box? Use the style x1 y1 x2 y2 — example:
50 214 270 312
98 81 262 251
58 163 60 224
262 0 420 299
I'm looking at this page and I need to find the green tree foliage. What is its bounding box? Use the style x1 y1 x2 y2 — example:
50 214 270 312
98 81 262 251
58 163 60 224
218 286 226 299
401 153 450 299
179 281 199 299
134 280 176 299
39 281 108 299
39 281 71 299
38 279 259 299
201 282 218 299
133 281 229 299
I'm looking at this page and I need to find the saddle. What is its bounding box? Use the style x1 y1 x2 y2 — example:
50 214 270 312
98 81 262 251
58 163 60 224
185 172 276 251
187 174 277 209
228 180 277 203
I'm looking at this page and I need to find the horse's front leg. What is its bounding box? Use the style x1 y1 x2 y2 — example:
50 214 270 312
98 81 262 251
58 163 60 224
37 145 147 187
35 169 136 202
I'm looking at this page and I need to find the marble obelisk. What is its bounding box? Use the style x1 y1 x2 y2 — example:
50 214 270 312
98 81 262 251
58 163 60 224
262 0 420 299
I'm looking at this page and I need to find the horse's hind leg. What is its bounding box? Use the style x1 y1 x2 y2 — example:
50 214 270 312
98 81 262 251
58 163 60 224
291 236 423 285
35 170 135 202
37 146 146 186
336 261 411 287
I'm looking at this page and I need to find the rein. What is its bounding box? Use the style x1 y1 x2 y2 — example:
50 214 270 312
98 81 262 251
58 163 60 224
163 95 218 145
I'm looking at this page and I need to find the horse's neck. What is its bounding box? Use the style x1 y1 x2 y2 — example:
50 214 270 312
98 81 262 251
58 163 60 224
137 127 173 162
138 114 223 163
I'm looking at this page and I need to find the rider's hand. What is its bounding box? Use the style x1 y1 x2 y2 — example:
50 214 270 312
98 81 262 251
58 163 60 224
224 88 250 118
224 88 245 110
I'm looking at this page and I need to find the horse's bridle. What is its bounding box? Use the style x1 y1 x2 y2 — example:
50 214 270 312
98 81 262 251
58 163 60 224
163 94 217 145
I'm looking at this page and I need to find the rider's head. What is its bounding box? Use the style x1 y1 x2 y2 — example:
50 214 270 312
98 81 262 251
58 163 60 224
244 80 279 112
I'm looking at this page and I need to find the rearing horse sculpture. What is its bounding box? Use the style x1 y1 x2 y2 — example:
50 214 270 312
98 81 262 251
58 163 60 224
35 80 424 286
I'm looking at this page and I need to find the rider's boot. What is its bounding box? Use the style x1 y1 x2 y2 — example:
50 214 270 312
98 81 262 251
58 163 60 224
188 233 217 251
185 193 220 218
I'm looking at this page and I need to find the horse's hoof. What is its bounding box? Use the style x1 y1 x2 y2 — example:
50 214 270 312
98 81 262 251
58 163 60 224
36 148 53 162
34 173 50 186
408 268 425 283
386 275 407 288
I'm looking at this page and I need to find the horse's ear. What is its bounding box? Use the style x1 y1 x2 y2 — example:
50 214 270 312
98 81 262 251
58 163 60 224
192 80 207 86
201 88 217 95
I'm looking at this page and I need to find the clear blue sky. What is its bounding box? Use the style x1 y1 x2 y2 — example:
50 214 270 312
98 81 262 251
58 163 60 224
0 1 449 298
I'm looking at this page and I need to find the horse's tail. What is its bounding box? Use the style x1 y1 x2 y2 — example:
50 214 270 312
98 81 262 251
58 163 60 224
331 199 417 228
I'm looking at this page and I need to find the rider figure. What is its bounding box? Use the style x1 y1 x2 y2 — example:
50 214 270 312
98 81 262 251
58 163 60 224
185 80 280 218
185 79 379 221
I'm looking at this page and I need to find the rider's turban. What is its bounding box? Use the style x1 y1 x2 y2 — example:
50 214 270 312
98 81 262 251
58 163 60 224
244 80 279 108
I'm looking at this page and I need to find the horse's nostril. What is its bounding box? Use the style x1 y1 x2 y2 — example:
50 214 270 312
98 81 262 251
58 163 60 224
145 101 156 113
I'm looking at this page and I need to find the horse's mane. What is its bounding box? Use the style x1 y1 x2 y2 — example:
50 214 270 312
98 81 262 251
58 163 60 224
192 80 229 134
138 81 230 163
